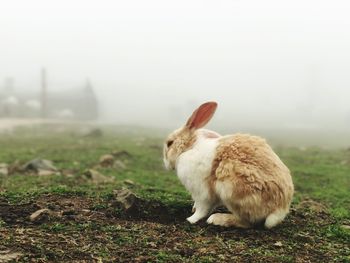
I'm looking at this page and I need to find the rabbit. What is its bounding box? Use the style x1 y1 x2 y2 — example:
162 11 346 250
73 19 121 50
163 102 294 229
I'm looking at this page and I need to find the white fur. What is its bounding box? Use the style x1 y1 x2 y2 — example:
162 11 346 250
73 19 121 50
163 157 171 170
264 209 288 229
215 181 234 207
176 132 219 223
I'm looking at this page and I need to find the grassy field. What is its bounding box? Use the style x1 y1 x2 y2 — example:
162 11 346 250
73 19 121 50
0 124 349 262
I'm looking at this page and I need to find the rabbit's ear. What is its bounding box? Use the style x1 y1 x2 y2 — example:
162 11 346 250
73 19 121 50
186 102 218 130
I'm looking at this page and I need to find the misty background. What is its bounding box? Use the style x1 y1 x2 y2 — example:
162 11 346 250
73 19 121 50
0 0 349 143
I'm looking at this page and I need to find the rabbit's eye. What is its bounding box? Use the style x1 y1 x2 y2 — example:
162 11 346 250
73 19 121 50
167 140 174 148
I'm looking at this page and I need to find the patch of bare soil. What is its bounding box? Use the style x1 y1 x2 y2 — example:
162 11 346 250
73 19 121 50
0 194 347 262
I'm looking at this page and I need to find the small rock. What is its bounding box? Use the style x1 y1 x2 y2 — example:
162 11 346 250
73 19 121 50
23 159 58 173
340 160 349 165
7 160 21 175
123 179 135 186
83 128 103 138
38 169 57 176
62 169 75 178
0 250 23 262
148 242 157 248
30 208 51 222
113 188 139 210
0 163 8 176
112 150 132 159
341 225 350 230
274 241 283 247
81 209 91 214
114 160 127 170
296 232 313 241
99 154 114 167
83 169 114 184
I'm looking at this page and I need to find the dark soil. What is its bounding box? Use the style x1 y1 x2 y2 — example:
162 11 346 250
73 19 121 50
0 194 347 262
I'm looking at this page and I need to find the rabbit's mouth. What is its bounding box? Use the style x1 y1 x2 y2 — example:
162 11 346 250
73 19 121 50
163 158 175 171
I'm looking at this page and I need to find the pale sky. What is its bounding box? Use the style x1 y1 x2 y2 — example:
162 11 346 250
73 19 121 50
0 0 350 129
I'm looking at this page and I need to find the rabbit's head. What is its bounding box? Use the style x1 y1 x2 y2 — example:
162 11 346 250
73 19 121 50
163 102 218 170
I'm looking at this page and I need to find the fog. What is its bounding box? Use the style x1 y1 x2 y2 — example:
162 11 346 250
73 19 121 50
1 0 350 135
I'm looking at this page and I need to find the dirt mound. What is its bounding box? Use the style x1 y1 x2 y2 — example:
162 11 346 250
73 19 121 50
110 192 189 224
0 200 40 225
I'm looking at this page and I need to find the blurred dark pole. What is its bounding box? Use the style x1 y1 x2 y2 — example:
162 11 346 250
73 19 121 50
41 68 47 118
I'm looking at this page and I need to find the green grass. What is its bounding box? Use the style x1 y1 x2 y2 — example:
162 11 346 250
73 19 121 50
1 126 349 218
0 124 349 262
0 125 189 205
278 147 350 220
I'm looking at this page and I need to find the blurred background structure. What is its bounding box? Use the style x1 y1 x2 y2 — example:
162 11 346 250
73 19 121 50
0 0 349 146
0 70 98 121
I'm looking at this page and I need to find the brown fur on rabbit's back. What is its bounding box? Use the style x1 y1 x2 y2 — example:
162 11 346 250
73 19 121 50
210 134 294 222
